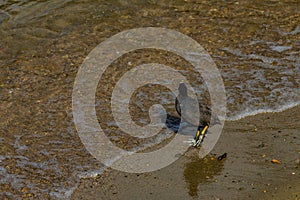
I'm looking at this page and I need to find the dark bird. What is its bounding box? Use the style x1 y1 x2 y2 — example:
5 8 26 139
175 83 220 146
175 83 219 127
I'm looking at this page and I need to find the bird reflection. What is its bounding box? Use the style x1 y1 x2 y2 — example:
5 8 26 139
184 154 224 197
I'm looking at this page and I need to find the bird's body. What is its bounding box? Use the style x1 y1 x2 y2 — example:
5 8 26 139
175 83 219 127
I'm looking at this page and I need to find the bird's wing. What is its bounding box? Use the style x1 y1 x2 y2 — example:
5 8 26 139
175 97 181 116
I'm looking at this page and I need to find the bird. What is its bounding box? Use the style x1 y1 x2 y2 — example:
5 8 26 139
175 83 220 147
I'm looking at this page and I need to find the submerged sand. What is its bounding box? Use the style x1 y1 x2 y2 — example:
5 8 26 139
71 106 300 200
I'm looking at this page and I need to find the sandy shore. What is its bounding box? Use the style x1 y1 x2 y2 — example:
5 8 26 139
71 106 300 200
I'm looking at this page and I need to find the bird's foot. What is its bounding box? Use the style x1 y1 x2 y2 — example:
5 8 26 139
183 139 195 145
192 138 201 147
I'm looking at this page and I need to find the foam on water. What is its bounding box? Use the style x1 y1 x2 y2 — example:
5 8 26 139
49 185 79 200
226 101 300 121
220 43 299 120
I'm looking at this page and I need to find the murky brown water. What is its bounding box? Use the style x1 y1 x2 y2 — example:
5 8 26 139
1 0 299 199
184 154 224 197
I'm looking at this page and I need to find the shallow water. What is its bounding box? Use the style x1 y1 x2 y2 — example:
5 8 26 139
0 0 299 199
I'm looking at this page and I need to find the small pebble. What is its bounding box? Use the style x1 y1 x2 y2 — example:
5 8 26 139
218 153 227 160
271 159 280 164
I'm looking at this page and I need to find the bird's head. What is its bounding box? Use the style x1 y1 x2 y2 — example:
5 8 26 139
178 82 188 97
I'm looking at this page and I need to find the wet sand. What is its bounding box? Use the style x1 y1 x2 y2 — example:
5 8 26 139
71 105 300 200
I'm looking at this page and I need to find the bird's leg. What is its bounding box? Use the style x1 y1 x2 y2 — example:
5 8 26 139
192 125 209 147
